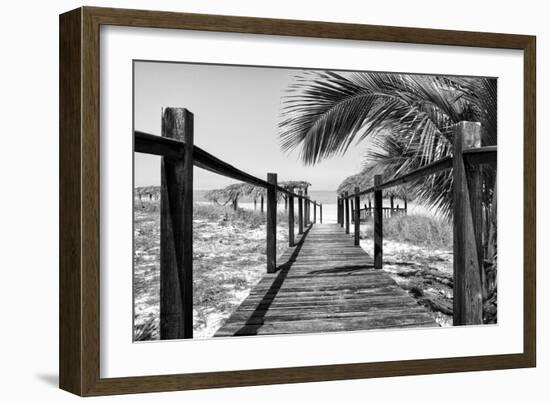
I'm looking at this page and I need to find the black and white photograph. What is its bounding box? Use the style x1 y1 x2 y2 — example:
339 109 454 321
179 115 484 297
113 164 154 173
133 61 498 341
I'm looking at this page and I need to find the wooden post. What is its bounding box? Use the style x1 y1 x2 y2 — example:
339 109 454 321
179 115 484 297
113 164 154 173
266 173 277 273
350 199 354 223
314 202 317 223
404 198 408 215
452 121 483 325
340 196 345 228
304 187 309 226
298 191 304 234
337 198 341 225
374 175 383 270
390 196 395 216
160 107 194 340
354 187 360 246
344 193 350 234
307 198 311 226
288 193 295 247
320 203 323 224
304 197 308 226
306 196 311 225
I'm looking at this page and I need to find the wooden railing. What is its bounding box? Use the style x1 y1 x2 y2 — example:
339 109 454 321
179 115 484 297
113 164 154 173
337 122 497 326
134 107 321 339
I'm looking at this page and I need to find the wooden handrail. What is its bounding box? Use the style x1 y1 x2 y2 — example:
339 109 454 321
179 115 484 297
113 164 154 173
135 130 316 202
138 109 325 339
341 145 496 199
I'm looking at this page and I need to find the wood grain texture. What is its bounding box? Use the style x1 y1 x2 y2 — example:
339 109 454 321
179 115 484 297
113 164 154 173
59 8 82 395
298 190 304 234
215 224 437 337
267 173 278 273
344 193 350 234
59 5 536 396
452 123 483 325
288 194 295 247
374 175 383 270
159 108 194 339
354 187 361 246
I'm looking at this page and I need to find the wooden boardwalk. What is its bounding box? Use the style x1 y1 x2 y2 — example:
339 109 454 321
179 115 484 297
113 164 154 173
215 223 437 337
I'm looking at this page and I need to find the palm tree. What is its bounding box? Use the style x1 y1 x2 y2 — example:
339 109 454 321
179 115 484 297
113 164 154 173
279 71 497 322
279 71 496 217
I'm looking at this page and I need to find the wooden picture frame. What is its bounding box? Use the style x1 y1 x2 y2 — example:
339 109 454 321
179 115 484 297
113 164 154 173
59 6 536 396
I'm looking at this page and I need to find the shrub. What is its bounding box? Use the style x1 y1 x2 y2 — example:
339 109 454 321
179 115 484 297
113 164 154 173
362 214 452 249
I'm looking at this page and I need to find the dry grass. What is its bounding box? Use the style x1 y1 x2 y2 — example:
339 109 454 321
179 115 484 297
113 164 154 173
362 214 452 249
133 200 290 341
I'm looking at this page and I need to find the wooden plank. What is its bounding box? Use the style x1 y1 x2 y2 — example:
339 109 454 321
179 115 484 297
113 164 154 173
135 130 310 200
266 172 277 273
160 107 194 339
463 145 497 167
215 223 437 337
453 122 483 325
374 175 383 270
216 316 436 336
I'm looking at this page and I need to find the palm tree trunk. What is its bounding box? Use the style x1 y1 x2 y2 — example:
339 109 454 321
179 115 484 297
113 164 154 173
261 196 264 213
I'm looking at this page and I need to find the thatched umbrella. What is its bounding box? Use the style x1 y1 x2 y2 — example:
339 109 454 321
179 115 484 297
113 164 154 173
279 180 311 210
221 183 246 211
240 184 266 211
204 189 226 205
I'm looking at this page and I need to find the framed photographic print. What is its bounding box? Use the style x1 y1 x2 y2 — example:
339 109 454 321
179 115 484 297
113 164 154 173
59 6 536 396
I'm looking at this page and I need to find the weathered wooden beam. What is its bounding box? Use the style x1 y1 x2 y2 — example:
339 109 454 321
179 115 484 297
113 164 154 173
453 122 483 325
337 198 340 226
463 145 497 167
374 175 383 270
136 130 312 200
314 202 317 223
308 199 312 225
298 190 304 234
288 194 295 247
160 107 194 340
345 192 350 234
354 187 361 246
320 203 323 224
267 172 277 273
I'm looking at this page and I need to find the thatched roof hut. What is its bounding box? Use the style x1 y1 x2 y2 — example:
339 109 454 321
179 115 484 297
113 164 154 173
337 164 410 201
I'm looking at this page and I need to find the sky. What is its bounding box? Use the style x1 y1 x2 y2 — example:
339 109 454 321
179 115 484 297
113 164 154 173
133 61 366 191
